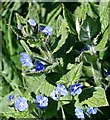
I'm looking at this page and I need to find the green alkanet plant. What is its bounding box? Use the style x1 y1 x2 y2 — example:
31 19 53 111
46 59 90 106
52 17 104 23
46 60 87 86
1 2 110 120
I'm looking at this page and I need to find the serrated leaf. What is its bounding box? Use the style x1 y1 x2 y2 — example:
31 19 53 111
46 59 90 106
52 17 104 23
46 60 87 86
63 5 76 35
79 87 108 107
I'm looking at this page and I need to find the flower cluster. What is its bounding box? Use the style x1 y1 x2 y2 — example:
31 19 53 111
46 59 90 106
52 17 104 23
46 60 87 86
28 19 53 36
50 83 83 101
15 17 99 118
75 107 98 119
20 52 45 72
8 94 49 111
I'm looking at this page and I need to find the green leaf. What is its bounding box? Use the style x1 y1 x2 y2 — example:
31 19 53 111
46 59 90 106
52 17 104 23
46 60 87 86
79 15 101 42
52 20 68 54
67 62 83 85
16 13 26 29
59 93 72 105
1 89 23 114
10 25 23 38
82 65 93 77
98 2 109 33
20 40 32 55
11 55 22 70
57 62 83 85
78 87 109 107
55 15 63 37
63 5 76 35
1 54 22 91
25 74 55 97
43 100 58 118
28 3 41 24
47 4 62 25
96 29 108 51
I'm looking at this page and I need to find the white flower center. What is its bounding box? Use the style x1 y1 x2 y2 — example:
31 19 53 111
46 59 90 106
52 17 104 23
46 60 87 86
19 102 24 108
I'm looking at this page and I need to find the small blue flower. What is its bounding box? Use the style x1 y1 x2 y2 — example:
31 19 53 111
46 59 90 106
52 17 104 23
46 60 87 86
81 46 88 52
19 24 22 30
16 25 22 40
36 61 45 72
16 36 19 40
14 97 28 111
107 70 110 76
87 107 98 115
20 52 33 68
28 19 37 27
40 26 53 36
70 83 83 96
57 84 68 97
50 89 59 101
35 95 48 109
8 94 14 101
75 107 85 119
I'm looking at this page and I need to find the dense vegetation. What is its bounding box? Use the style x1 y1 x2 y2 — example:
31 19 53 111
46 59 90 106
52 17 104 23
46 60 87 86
1 1 110 119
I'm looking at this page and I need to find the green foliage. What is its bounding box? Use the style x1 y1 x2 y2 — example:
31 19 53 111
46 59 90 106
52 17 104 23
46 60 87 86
78 87 108 107
79 15 101 42
1 2 110 120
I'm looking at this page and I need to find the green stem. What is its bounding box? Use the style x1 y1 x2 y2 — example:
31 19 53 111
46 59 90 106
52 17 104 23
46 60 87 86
59 100 66 119
8 3 17 55
32 53 52 65
21 66 27 89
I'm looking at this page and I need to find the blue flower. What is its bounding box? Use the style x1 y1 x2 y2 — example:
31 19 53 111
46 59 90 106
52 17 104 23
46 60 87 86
75 107 85 119
50 89 59 101
8 94 14 101
14 97 28 111
28 19 37 27
19 24 22 30
20 52 33 68
16 25 22 40
57 84 68 97
40 26 53 36
36 61 45 72
107 70 110 76
70 83 83 96
87 107 98 115
35 95 48 109
81 46 88 52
